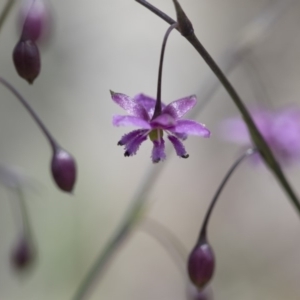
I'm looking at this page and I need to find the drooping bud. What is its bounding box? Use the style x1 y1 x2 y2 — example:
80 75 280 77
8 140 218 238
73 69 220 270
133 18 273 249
187 240 215 289
19 0 51 42
13 39 41 84
51 146 76 193
11 235 35 270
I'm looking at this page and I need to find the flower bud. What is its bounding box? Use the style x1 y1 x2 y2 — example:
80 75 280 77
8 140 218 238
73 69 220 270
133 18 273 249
51 147 76 192
187 241 215 289
19 0 50 42
11 235 35 270
13 39 41 84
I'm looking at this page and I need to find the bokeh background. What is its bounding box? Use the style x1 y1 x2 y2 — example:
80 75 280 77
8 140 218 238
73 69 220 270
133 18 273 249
0 0 300 299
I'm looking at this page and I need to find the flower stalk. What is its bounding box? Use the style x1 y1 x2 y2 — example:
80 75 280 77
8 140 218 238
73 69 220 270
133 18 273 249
135 0 300 216
199 148 256 241
188 148 256 289
10 187 36 270
72 164 165 300
153 22 178 119
0 77 57 149
0 77 76 192
111 23 210 162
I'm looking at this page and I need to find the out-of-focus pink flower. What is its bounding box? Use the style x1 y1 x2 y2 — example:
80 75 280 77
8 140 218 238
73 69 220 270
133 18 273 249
111 92 211 163
19 0 51 42
221 107 300 166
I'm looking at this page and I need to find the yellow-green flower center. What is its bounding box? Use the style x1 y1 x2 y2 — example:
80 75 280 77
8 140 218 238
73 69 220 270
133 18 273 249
149 129 164 142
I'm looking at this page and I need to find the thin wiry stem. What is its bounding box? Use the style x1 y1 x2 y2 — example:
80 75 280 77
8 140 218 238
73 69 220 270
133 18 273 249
0 0 16 34
199 148 256 241
16 188 32 239
71 3 293 299
5 180 33 240
191 0 297 118
72 164 166 300
0 77 58 150
136 0 300 216
153 23 178 119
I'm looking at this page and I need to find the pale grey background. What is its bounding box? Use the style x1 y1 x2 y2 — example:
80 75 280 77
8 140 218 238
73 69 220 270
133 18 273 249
0 0 299 299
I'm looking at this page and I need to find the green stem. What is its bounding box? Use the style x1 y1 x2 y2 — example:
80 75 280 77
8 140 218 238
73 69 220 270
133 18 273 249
136 0 300 215
72 164 165 300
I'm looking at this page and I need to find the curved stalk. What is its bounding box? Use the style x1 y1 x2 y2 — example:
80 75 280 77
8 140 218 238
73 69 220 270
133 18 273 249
135 0 300 216
71 3 294 298
153 23 178 119
199 148 256 241
0 77 58 150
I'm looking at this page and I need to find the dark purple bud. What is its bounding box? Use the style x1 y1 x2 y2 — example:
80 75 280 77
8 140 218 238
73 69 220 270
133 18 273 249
13 39 41 84
11 236 35 270
188 241 215 289
187 284 213 300
51 147 76 193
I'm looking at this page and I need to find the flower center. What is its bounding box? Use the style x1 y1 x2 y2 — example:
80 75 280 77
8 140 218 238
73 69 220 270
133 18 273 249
149 129 163 142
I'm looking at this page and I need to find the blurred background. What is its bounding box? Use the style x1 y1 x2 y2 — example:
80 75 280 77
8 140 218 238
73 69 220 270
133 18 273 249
0 0 300 299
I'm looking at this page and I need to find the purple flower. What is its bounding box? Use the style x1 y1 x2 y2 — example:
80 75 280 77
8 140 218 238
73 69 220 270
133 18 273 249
221 107 300 165
111 92 210 163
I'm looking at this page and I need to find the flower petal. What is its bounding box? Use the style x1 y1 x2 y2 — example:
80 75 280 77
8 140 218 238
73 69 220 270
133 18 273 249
134 94 167 119
162 95 197 119
124 134 148 157
271 108 300 159
110 91 149 120
113 115 151 129
151 113 176 129
117 129 148 146
173 120 210 137
151 138 166 163
220 109 272 144
168 135 189 158
133 94 154 118
173 132 188 141
220 118 250 144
